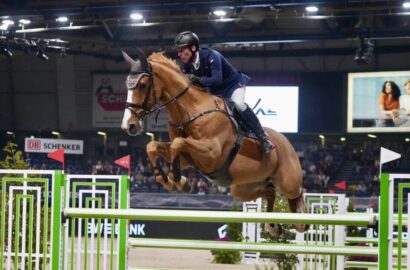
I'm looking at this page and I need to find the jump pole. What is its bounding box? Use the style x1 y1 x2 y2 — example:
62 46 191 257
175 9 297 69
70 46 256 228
64 208 377 227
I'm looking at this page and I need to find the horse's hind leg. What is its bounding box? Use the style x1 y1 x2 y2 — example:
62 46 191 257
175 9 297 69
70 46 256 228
275 169 308 233
287 191 309 233
230 180 282 237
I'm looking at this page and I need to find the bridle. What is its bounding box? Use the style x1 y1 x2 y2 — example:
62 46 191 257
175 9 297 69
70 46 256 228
125 69 190 120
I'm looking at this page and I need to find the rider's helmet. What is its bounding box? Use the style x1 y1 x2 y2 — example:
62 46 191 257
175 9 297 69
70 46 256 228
174 31 200 52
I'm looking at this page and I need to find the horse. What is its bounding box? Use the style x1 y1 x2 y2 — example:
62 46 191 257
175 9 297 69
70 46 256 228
120 49 307 235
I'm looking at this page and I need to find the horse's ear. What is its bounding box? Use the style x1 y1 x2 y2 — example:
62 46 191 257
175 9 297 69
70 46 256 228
122 50 136 67
136 48 149 71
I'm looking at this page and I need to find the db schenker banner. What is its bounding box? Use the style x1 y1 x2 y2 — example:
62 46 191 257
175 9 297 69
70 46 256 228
25 138 84 155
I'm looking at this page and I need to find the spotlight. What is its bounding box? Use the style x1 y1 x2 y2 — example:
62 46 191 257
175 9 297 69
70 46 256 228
213 10 227 17
403 2 410 8
305 6 319 13
340 137 346 142
60 48 67 57
367 134 377 139
36 49 49 60
354 37 374 65
56 16 68 23
0 45 12 57
19 19 31 25
130 13 143 20
17 39 31 54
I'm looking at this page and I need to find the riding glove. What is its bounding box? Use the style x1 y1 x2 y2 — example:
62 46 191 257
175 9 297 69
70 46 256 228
187 74 202 85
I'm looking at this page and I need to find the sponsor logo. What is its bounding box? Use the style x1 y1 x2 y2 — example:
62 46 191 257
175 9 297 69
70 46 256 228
26 139 41 150
251 98 277 116
217 224 228 238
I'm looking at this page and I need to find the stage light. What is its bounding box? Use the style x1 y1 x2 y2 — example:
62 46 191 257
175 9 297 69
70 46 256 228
0 45 12 57
36 50 49 60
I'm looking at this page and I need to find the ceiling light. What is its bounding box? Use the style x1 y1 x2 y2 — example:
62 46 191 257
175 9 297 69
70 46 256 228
52 131 60 136
56 16 68 23
7 131 14 135
403 2 410 8
130 13 143 20
2 19 14 25
340 137 346 142
19 19 31 25
98 131 107 136
405 138 410 142
367 134 377 139
305 6 319 13
319 134 325 139
213 10 227 17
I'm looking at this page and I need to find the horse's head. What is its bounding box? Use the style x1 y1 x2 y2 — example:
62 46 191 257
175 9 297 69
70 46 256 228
121 49 156 136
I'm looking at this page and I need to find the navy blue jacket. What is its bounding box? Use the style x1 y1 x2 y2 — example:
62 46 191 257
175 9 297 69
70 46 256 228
182 48 250 98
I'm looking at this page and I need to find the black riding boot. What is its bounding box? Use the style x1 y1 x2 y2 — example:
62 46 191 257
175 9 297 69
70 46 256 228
239 107 274 153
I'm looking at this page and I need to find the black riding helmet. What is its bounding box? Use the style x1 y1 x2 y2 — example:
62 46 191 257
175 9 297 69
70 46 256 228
174 31 199 52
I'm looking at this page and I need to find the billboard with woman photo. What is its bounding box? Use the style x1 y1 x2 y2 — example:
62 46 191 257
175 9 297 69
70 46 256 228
348 71 410 132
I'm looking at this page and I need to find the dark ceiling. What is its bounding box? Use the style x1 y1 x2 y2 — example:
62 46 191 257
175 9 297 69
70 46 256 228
1 0 410 58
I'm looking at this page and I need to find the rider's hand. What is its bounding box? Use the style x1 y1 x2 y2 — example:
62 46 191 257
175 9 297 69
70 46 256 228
187 74 201 85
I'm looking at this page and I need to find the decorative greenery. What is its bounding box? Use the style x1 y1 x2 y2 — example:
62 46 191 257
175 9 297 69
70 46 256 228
0 142 29 169
211 202 243 264
260 193 299 270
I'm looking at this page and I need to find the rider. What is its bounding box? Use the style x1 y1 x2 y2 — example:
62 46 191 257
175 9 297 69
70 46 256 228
174 31 274 153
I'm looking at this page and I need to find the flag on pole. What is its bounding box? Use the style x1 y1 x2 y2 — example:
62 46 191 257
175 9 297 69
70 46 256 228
115 155 131 176
380 147 401 164
47 148 65 171
335 180 346 191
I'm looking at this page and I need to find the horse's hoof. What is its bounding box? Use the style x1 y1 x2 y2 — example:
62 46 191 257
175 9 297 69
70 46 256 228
155 176 174 191
294 224 309 233
265 223 282 237
174 176 189 192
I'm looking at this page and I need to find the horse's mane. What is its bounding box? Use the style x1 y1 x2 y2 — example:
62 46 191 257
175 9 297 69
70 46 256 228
148 52 184 75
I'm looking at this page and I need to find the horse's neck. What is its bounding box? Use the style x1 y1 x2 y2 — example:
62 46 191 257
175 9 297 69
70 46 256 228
158 70 211 125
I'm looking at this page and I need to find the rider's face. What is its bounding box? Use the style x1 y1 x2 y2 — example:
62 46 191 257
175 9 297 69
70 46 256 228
177 46 194 64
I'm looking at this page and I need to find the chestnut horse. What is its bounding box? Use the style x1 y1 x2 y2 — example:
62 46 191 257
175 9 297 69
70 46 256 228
121 49 307 234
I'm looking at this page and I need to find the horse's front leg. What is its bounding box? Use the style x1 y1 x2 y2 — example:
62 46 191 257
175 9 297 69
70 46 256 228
146 140 174 191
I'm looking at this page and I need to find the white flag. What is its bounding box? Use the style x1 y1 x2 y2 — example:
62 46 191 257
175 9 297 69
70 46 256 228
380 147 401 164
